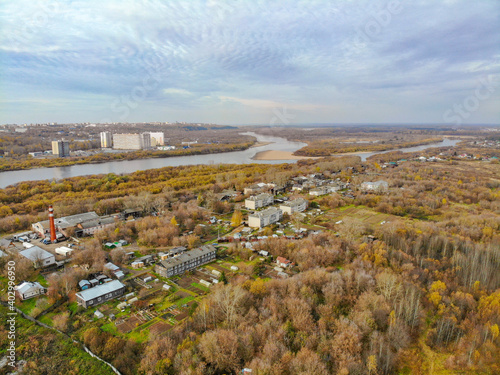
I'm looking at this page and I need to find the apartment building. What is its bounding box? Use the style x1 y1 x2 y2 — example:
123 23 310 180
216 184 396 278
248 207 283 228
154 245 216 278
244 193 274 210
279 198 308 215
112 133 151 150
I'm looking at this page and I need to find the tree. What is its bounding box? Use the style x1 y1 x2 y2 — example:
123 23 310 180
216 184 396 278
219 271 228 285
170 216 178 226
231 210 242 227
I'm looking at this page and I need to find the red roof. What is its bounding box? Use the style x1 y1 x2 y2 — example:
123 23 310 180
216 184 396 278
276 256 291 264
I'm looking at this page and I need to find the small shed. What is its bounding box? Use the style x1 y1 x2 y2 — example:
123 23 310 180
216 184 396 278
79 280 91 290
211 269 221 277
230 265 239 271
94 310 104 319
162 284 171 291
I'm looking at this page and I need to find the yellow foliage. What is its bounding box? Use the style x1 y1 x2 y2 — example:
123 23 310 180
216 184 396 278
249 278 267 296
430 280 447 294
490 324 499 340
170 216 178 226
428 292 442 307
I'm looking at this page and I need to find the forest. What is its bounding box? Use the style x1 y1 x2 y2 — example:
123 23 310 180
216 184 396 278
0 144 499 374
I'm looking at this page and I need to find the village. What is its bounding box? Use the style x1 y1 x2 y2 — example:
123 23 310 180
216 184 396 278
0 161 402 340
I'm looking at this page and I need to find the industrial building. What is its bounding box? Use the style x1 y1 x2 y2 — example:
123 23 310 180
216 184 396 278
279 198 308 215
100 131 113 148
155 245 216 278
248 207 283 228
32 210 117 238
52 140 70 157
244 193 274 210
75 280 126 308
112 133 151 150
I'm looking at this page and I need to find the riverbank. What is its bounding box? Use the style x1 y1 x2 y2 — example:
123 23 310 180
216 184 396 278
252 150 320 160
0 141 255 172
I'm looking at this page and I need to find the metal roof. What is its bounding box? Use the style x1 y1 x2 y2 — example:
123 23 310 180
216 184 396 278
19 246 54 262
76 280 125 302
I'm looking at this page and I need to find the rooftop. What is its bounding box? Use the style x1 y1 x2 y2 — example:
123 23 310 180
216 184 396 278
247 193 273 201
159 244 216 269
248 207 282 219
19 246 54 262
76 280 125 302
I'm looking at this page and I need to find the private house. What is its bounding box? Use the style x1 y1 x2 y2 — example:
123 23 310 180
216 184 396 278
19 246 56 268
15 281 46 300
104 262 125 280
155 245 216 278
75 280 126 308
245 193 274 210
360 180 389 193
248 207 283 228
276 256 293 268
280 198 308 215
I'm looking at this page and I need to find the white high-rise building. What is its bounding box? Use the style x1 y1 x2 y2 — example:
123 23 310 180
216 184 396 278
149 132 165 146
100 132 113 148
52 140 70 157
112 133 151 150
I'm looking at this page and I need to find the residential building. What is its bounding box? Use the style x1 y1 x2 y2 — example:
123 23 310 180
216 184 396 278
243 183 275 195
19 246 56 268
75 280 126 308
309 187 328 196
52 140 70 157
360 180 389 193
149 132 165 146
245 193 274 210
248 207 283 228
112 133 151 150
14 281 46 300
155 245 216 278
276 256 293 268
100 131 113 148
280 198 308 215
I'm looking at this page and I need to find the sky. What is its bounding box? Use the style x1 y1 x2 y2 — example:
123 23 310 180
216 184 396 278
0 0 499 125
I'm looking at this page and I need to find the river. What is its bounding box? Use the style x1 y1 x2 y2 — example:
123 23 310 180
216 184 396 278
0 133 459 189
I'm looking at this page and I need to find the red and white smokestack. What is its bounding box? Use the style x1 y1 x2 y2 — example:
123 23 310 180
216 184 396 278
49 205 57 242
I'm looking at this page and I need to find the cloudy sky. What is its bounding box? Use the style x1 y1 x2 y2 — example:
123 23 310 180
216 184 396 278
1 0 499 125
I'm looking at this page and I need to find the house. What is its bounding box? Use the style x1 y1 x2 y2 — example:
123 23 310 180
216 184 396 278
280 198 308 215
19 246 56 268
244 193 274 210
360 180 389 193
155 245 216 278
248 207 283 228
14 281 46 300
276 256 293 268
104 262 125 280
75 280 126 308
